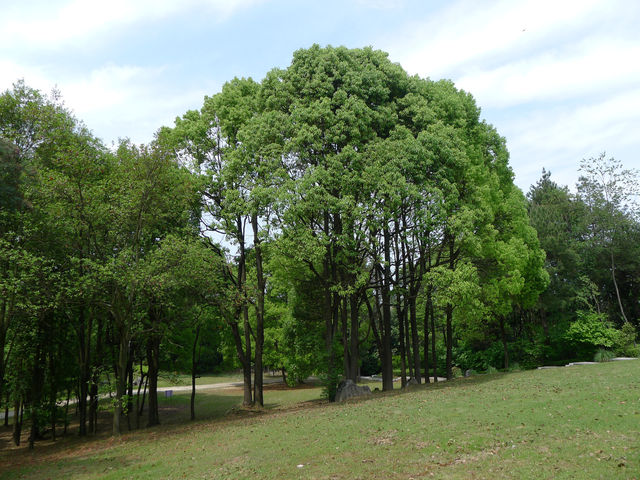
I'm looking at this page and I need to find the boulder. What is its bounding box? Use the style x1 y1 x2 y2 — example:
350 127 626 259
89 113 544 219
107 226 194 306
335 379 372 402
403 377 420 390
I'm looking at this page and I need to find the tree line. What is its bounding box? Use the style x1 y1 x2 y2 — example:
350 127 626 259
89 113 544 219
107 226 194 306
0 46 637 448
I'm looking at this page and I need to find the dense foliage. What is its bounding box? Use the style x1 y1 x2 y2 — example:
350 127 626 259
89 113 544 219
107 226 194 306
0 47 637 448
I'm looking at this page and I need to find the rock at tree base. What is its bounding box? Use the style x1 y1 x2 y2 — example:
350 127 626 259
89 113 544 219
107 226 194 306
403 378 420 390
335 379 372 402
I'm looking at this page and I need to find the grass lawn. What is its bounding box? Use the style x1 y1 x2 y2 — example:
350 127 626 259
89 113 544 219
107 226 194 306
1 361 638 479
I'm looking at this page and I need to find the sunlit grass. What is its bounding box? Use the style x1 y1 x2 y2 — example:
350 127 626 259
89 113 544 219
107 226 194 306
3 361 639 479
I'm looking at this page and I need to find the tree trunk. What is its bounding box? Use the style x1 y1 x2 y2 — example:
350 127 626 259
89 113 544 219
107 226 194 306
500 316 509 370
349 294 360 381
190 325 201 421
404 305 413 381
113 330 130 436
77 305 92 437
135 360 145 430
28 345 45 449
89 316 103 435
230 321 252 406
126 354 134 431
610 251 629 323
252 213 265 407
146 334 160 427
138 375 148 417
12 399 22 446
430 292 437 382
63 390 70 436
408 296 421 383
445 237 455 380
423 292 430 383
341 297 349 380
49 349 57 441
445 304 453 380
236 215 253 407
381 228 394 391
323 285 338 401
398 298 407 388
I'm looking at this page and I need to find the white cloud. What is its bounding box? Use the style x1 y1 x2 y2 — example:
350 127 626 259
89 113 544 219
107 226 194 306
456 38 640 108
0 61 212 145
379 0 640 189
389 0 615 79
55 63 215 144
502 88 640 190
0 0 265 51
353 0 405 9
0 60 52 94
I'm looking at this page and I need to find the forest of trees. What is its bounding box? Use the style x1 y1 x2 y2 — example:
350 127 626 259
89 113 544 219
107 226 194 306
1 46 638 448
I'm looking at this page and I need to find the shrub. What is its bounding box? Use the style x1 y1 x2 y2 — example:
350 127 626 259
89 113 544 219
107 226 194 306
564 311 618 359
613 323 639 357
593 348 615 362
508 362 522 372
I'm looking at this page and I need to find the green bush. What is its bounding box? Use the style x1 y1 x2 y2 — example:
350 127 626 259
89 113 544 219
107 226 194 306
613 323 639 357
564 311 618 359
508 362 522 372
593 348 615 362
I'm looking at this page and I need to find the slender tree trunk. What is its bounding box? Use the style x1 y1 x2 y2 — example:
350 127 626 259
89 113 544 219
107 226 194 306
63 390 70 436
126 355 134 431
49 350 57 441
89 316 103 435
12 399 22 446
430 291 437 382
398 299 407 388
0 303 6 421
445 237 455 380
28 344 45 449
139 374 148 417
190 325 201 421
445 304 453 380
423 292 430 383
236 216 253 407
0 296 13 416
408 296 421 382
230 321 252 406
252 214 265 407
324 285 338 401
349 294 360 381
341 297 349 380
610 251 629 323
381 228 394 391
77 306 91 437
113 329 130 436
146 334 160 427
404 305 413 381
500 316 509 370
135 359 145 430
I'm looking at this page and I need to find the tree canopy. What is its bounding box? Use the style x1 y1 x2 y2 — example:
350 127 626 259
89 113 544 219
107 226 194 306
1 47 637 449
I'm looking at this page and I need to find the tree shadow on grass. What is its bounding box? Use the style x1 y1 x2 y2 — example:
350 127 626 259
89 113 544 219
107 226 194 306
1 454 136 480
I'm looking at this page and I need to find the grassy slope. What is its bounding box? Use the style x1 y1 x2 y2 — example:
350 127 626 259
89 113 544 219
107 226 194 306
2 361 639 479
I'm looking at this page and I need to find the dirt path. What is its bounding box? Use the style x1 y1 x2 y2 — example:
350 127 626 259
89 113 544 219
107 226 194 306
157 376 284 393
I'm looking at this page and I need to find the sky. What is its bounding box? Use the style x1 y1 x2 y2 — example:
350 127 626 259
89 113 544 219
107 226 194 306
1 0 639 192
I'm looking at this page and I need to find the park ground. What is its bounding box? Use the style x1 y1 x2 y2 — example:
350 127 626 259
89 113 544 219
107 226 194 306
1 360 638 479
